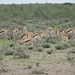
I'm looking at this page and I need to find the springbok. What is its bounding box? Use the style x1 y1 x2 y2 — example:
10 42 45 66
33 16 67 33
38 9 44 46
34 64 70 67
13 27 21 34
65 28 75 40
0 29 8 38
19 32 33 40
41 26 51 37
17 37 35 46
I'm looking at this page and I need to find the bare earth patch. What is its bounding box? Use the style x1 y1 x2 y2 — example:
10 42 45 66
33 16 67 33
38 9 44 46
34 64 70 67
0 48 75 75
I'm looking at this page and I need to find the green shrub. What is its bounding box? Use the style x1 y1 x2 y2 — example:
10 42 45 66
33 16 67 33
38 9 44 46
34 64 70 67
42 43 50 48
9 43 15 47
27 65 32 69
4 49 14 56
45 35 60 43
36 62 39 67
63 43 70 49
13 47 29 59
2 46 15 56
32 69 44 74
47 49 53 54
37 47 43 52
67 55 74 61
67 55 74 65
67 48 75 54
55 44 65 50
50 40 56 44
28 46 34 50
69 40 75 47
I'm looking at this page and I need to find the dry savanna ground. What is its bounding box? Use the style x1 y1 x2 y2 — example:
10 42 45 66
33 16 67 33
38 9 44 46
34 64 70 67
0 48 75 75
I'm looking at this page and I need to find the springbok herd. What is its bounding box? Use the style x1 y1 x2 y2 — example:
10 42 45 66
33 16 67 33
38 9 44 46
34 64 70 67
0 27 75 46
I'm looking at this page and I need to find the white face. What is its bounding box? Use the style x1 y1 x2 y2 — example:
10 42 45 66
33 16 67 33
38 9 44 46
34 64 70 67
69 31 72 33
13 30 16 32
34 36 38 39
0 32 4 34
24 27 27 31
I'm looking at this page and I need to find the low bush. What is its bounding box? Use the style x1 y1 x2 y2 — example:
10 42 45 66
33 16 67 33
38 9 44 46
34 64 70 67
9 43 15 47
13 47 29 59
36 62 40 67
37 47 43 52
47 49 53 54
67 55 74 61
4 49 14 56
55 43 65 50
67 48 75 54
32 69 44 74
50 40 56 44
27 65 32 69
45 35 60 43
1 46 15 56
42 43 50 48
28 46 34 50
69 40 75 47
62 42 70 49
